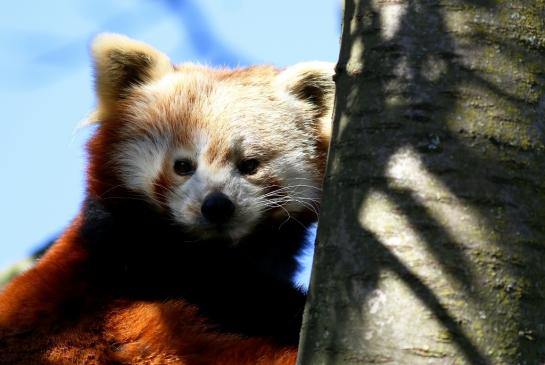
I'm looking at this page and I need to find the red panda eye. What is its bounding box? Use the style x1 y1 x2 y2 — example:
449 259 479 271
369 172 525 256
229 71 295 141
174 159 195 176
238 158 260 175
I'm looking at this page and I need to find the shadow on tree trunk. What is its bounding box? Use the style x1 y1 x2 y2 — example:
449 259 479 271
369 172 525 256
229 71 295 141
299 0 545 363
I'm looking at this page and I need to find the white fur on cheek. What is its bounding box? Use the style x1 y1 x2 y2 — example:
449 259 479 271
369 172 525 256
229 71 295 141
168 174 204 226
275 152 320 214
115 136 169 199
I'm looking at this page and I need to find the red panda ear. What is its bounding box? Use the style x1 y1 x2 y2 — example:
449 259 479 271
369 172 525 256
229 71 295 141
276 62 335 118
276 62 336 150
91 33 173 121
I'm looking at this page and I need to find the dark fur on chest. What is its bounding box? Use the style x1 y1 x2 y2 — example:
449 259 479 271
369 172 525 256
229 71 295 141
78 197 309 345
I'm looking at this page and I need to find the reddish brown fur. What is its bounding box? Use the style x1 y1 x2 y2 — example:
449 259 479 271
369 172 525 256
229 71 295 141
2 298 297 365
0 35 334 364
0 215 297 365
153 168 173 206
0 94 300 365
204 135 233 166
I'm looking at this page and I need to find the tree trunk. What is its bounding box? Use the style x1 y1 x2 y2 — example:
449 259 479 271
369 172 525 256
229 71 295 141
297 0 545 364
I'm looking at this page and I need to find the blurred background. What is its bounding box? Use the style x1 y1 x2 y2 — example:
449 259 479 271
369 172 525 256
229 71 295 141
0 0 340 287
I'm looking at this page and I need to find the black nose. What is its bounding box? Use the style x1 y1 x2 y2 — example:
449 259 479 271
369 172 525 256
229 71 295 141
201 192 235 224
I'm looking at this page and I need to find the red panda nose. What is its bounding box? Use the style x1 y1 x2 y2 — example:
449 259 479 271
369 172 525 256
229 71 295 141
201 192 235 224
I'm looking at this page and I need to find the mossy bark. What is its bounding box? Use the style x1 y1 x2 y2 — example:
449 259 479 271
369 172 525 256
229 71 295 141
297 0 545 364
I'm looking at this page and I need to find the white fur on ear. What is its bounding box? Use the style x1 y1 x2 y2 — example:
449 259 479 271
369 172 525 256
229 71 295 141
276 62 336 146
91 33 173 120
276 62 335 113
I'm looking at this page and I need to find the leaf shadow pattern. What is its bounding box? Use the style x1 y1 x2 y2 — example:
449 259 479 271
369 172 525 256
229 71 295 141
301 0 545 363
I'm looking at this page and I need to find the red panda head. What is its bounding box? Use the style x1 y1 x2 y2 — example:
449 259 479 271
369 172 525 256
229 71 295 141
87 34 334 242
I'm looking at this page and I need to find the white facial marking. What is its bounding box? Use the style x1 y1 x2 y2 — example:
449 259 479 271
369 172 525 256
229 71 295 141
116 135 169 198
273 151 321 218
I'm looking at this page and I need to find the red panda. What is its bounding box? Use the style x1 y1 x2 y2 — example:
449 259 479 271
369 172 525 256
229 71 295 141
0 34 334 365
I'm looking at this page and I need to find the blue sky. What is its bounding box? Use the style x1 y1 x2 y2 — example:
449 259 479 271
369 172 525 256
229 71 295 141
0 0 340 286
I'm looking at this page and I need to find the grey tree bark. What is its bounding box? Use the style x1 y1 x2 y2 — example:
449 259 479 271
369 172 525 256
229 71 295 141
297 1 545 364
